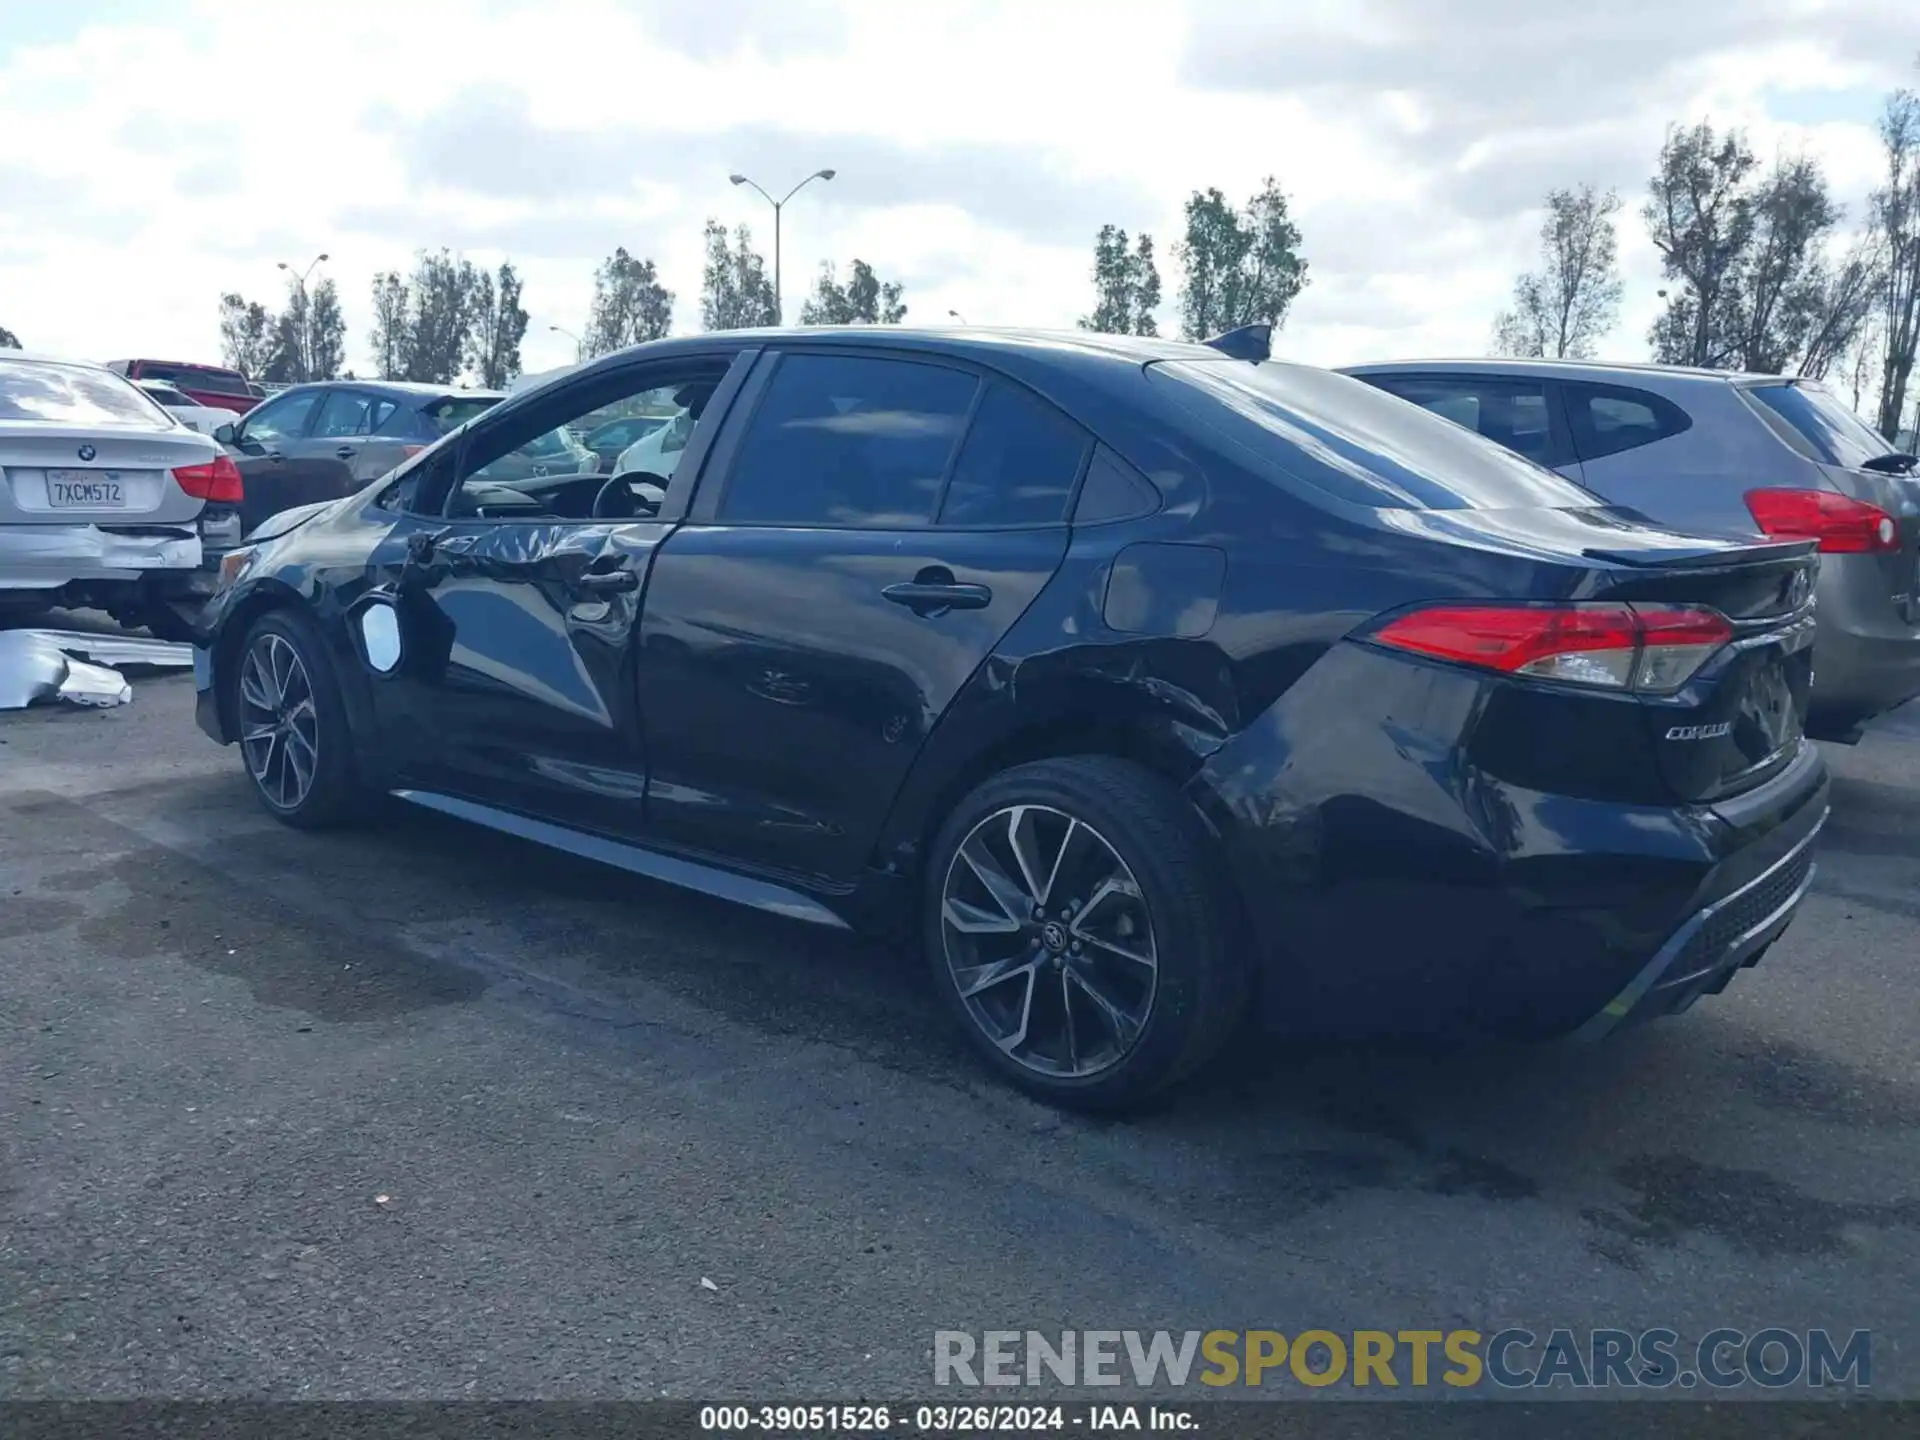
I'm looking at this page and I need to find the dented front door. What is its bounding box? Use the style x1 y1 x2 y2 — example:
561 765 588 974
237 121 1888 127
365 515 670 835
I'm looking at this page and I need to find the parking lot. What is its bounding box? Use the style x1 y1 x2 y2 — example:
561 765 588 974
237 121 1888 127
2 648 1917 1398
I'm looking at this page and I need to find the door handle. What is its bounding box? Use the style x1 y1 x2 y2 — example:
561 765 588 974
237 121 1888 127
265 450 284 463
576 568 638 593
881 580 992 615
334 445 357 459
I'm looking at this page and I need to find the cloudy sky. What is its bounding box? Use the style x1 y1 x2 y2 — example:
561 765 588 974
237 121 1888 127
0 0 1913 379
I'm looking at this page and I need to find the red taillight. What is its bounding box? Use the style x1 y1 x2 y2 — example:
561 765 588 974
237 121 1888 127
1371 602 1733 693
1745 487 1898 553
400 444 425 458
172 454 244 503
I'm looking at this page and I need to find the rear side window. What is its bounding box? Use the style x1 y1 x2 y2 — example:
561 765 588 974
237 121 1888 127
0 359 168 426
1154 361 1597 511
720 354 979 527
1562 382 1691 462
1745 382 1895 470
376 402 438 439
422 396 501 434
1367 375 1564 468
313 390 376 437
937 381 1090 526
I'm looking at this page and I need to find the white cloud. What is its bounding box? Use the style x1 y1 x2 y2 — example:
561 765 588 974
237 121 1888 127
0 0 1912 376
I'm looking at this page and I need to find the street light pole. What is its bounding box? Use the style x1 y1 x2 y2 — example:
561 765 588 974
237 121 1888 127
729 168 836 324
549 324 583 362
276 252 329 381
948 309 969 325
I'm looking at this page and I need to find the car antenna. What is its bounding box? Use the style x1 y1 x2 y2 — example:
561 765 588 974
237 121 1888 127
1202 323 1271 362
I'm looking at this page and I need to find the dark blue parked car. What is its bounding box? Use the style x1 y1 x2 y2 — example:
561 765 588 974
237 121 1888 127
191 326 1828 1108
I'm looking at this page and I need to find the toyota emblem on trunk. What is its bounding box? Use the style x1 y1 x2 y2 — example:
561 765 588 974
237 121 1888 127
76 443 96 461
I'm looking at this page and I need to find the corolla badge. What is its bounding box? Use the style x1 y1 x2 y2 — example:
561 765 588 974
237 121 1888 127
1666 721 1733 741
76 443 96 461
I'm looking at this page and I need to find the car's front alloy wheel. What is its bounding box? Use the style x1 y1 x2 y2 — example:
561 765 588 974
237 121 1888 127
240 631 321 811
941 804 1159 1079
231 609 364 829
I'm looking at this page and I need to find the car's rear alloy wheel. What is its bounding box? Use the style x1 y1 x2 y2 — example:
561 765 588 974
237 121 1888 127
232 610 365 829
240 632 320 811
942 805 1159 1079
927 756 1249 1110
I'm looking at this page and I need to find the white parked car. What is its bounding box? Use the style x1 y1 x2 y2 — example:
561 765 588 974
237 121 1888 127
136 378 236 436
0 353 244 639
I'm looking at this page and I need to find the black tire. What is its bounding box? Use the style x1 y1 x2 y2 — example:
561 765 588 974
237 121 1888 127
230 607 366 829
924 755 1250 1111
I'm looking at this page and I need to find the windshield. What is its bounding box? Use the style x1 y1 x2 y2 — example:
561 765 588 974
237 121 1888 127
0 359 173 426
1748 382 1903 470
1151 359 1600 510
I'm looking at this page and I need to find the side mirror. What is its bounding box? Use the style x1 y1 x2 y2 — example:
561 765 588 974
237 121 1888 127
212 422 237 446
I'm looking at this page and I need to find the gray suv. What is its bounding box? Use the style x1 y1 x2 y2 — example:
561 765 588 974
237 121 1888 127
1342 359 1920 741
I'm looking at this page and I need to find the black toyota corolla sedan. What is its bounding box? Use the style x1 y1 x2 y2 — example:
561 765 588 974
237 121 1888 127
192 325 1829 1108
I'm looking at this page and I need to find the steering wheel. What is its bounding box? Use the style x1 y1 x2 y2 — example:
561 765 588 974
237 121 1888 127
591 472 670 519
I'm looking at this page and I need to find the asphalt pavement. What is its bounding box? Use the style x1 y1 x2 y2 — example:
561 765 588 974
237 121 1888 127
2 640 1916 1400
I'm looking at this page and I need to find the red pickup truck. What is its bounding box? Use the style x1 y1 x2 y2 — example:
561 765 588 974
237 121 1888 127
105 359 259 414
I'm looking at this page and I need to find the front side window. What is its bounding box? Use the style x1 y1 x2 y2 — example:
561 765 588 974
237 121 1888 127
0 359 171 426
440 367 729 520
936 381 1090 526
719 354 979 527
240 390 321 442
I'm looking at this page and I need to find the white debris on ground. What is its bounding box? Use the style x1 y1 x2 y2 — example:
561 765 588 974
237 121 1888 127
0 629 193 711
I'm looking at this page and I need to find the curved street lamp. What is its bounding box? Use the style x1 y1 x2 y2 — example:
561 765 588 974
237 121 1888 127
549 324 583 361
276 253 329 380
948 309 969 325
729 168 836 323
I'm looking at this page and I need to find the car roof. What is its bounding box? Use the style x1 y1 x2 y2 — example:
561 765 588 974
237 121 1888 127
266 380 508 404
537 326 1221 397
1338 356 1790 385
2 351 119 372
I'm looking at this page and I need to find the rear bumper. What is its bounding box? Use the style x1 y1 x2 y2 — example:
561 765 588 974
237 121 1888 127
1808 553 1920 729
1187 645 1832 1039
0 523 201 592
1570 780 1826 1038
1808 621 1920 730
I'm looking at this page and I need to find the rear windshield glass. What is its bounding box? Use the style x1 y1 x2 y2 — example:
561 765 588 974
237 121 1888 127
1150 360 1600 510
1747 383 1898 471
139 363 253 396
0 359 171 426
